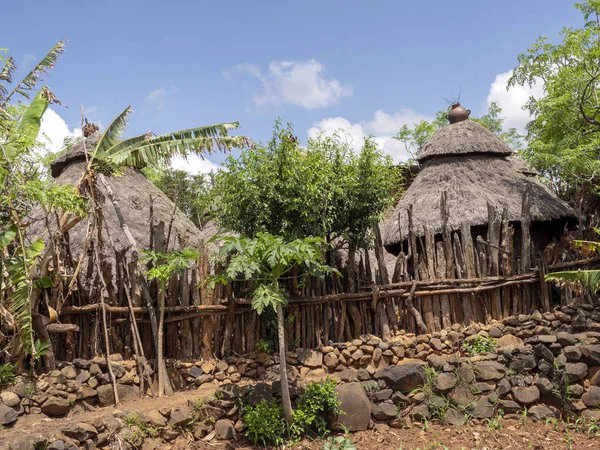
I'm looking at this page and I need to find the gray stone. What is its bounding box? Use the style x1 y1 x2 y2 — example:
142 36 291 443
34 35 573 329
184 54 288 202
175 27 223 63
457 366 475 384
60 366 77 379
496 334 524 348
510 353 537 373
534 376 554 395
391 391 410 405
564 346 582 361
371 401 397 420
0 404 18 426
444 408 466 426
324 352 339 369
102 414 123 433
215 419 236 440
449 386 476 406
146 409 167 427
189 366 204 378
109 363 125 378
497 378 511 396
357 368 371 382
61 423 98 441
569 384 584 397
332 383 371 431
0 392 20 407
89 364 102 377
169 406 191 427
534 344 555 364
565 363 588 382
426 354 446 371
473 361 506 381
429 338 443 351
582 345 600 365
433 373 457 393
528 405 556 421
297 349 323 368
372 389 393 402
247 383 273 406
374 364 426 392
498 399 521 414
511 386 540 405
410 403 431 420
97 384 139 407
582 386 600 407
40 396 70 416
467 397 494 419
73 358 91 369
216 384 239 400
7 434 47 450
340 368 358 383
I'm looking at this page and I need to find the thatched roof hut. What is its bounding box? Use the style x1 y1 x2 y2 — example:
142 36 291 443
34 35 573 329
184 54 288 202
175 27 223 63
381 106 577 254
45 133 207 257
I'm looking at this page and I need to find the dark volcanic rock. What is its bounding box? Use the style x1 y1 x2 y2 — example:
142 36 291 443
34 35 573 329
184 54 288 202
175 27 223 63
374 364 426 392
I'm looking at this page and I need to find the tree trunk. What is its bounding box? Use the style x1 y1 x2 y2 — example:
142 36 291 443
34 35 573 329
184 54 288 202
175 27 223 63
277 304 293 425
157 287 165 397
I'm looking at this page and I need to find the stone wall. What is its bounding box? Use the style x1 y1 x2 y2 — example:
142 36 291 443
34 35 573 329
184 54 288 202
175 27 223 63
3 301 600 447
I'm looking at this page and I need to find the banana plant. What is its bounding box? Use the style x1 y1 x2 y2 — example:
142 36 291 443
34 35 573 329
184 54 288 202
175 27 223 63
546 229 600 293
87 106 251 174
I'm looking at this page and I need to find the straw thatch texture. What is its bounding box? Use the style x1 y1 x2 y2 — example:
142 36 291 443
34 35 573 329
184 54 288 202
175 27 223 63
417 120 513 162
382 153 576 247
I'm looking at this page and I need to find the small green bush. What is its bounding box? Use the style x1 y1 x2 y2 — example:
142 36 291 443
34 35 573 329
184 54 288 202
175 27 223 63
256 339 274 354
462 337 496 356
244 400 285 447
291 378 341 438
0 363 15 386
122 412 160 447
323 435 357 450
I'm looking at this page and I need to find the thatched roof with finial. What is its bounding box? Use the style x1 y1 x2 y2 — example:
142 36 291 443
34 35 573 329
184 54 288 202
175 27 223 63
381 114 576 248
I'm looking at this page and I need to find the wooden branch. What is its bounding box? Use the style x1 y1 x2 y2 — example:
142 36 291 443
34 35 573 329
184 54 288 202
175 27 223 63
406 281 427 334
59 303 227 315
46 323 80 333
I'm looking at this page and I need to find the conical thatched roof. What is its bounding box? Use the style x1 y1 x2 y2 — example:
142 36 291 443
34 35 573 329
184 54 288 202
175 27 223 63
416 119 512 162
382 119 576 248
34 134 208 264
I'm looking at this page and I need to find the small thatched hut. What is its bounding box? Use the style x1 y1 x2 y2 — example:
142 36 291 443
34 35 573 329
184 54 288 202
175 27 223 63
382 106 577 255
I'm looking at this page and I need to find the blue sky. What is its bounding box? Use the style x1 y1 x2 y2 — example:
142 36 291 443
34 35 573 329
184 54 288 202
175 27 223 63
3 0 581 172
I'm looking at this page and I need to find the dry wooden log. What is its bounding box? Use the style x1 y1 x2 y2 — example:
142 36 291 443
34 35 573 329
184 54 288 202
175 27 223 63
46 323 80 333
405 281 427 334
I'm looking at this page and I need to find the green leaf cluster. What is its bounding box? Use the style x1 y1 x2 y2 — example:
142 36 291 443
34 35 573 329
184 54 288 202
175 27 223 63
509 0 600 197
214 120 399 248
244 400 285 447
143 167 216 228
290 378 341 438
141 247 201 290
210 232 339 314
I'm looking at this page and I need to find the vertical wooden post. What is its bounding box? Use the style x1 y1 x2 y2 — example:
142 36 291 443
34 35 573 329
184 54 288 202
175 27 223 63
440 192 456 327
487 204 503 320
199 246 214 360
521 186 532 314
460 222 476 325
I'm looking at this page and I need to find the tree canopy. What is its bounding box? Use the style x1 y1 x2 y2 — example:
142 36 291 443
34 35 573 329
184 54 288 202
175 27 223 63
510 0 600 199
214 120 400 249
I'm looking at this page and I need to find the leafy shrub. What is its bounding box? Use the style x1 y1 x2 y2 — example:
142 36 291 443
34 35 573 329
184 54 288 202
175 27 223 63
244 400 285 447
291 378 341 438
0 363 15 386
256 339 274 354
122 412 160 447
462 337 496 356
323 435 357 450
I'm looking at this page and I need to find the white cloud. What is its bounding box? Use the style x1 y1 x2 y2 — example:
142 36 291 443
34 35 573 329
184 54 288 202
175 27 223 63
38 108 81 153
486 70 544 133
225 59 352 109
308 107 430 162
170 155 221 174
146 86 178 109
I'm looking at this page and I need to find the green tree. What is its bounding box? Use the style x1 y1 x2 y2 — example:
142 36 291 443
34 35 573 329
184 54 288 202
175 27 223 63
0 41 87 365
509 0 600 199
141 248 200 397
210 232 338 425
143 167 215 228
394 102 522 159
214 120 399 249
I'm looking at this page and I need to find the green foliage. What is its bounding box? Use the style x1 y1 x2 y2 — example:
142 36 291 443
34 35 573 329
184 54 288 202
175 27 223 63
141 248 201 290
546 229 600 293
90 106 250 171
0 362 15 386
256 339 274 354
323 435 357 450
244 400 285 447
143 167 215 228
486 411 504 430
122 412 160 447
462 337 497 356
509 0 600 198
214 120 399 248
210 233 338 315
291 378 341 438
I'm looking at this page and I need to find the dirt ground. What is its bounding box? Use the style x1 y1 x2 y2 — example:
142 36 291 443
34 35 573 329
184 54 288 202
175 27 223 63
2 384 600 450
